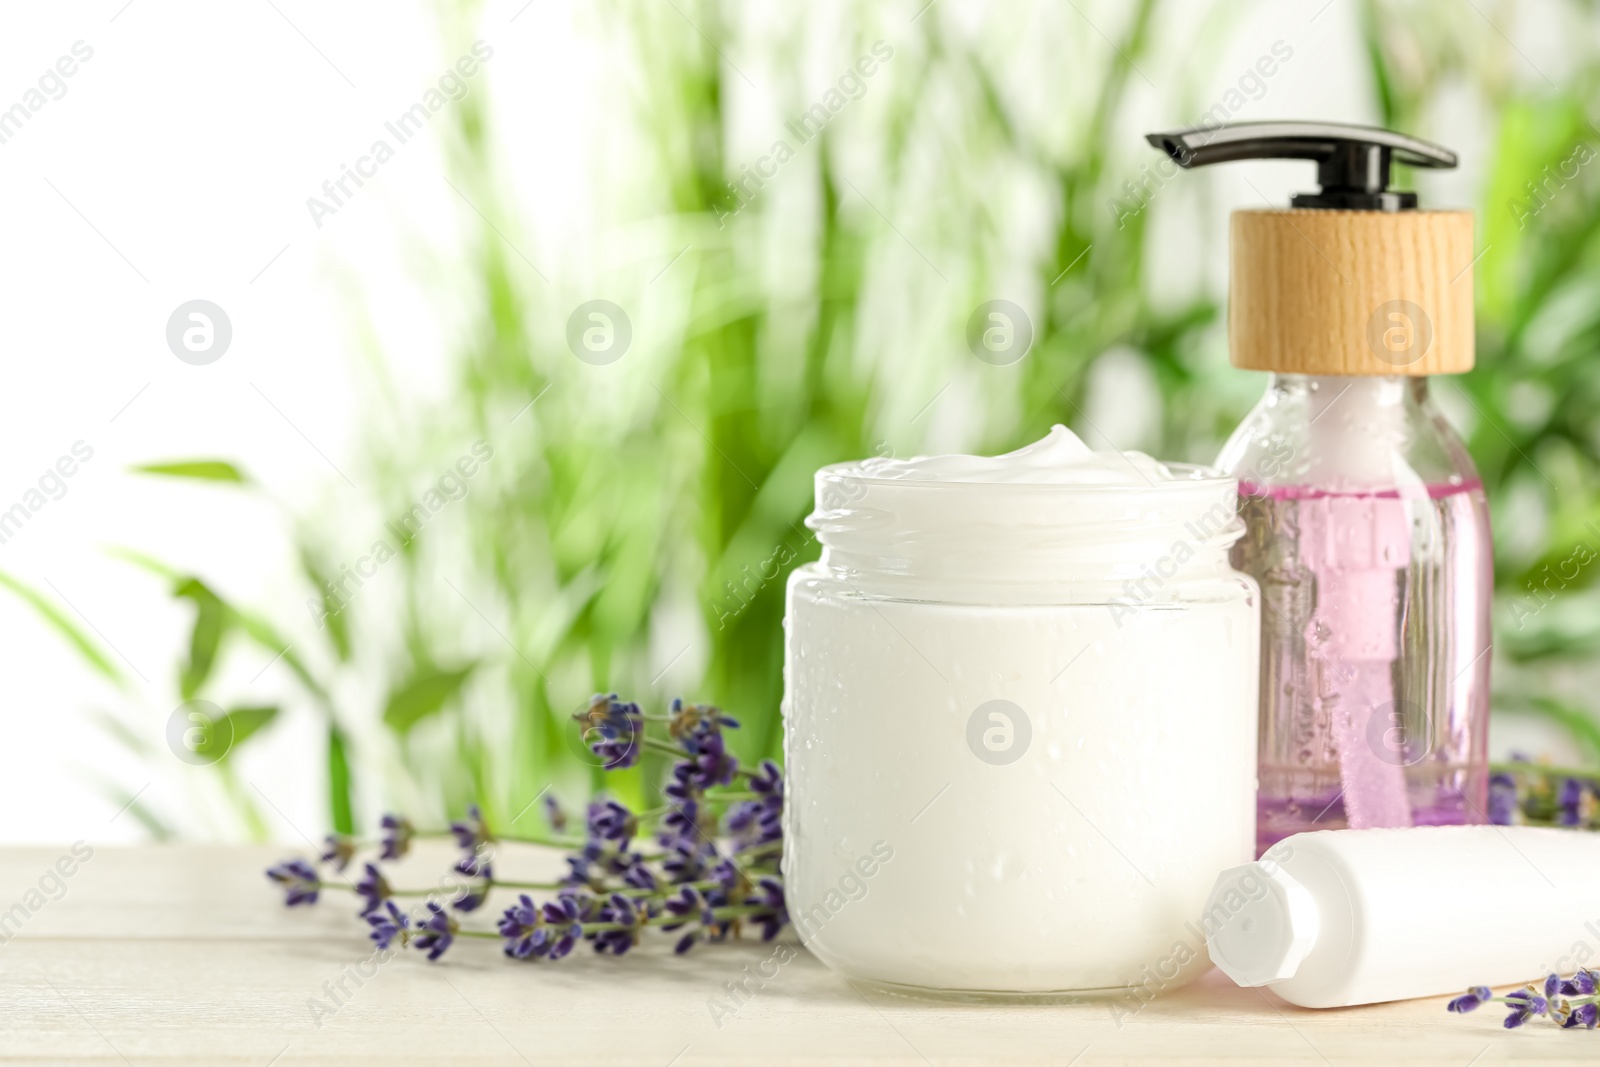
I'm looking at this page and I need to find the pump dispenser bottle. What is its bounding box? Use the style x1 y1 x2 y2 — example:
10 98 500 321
1146 122 1492 854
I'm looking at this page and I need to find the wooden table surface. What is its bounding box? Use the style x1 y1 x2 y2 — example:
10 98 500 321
0 842 1586 1065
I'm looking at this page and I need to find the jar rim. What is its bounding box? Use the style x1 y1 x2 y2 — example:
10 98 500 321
815 459 1232 492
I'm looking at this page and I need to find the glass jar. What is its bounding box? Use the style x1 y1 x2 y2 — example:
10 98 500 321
1216 374 1492 855
781 434 1260 998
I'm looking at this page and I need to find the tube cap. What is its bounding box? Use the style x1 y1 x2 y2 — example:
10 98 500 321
1204 862 1321 987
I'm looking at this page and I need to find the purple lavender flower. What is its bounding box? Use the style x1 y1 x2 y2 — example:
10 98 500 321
668 698 740 751
601 848 643 878
498 894 543 960
748 759 783 803
450 804 491 853
660 885 703 929
355 862 392 916
539 892 587 960
749 877 788 941
451 857 493 913
319 834 357 872
266 859 320 907
728 759 785 852
412 901 457 961
1566 1002 1600 1029
367 900 410 950
1546 973 1564 999
551 887 596 920
1507 987 1549 1011
621 856 658 892
1563 970 1600 996
1447 986 1492 1013
680 731 739 789
701 894 733 941
727 800 782 853
577 694 643 770
455 849 491 877
592 738 640 769
593 893 642 956
379 813 415 860
658 788 703 848
1558 779 1587 827
725 801 759 835
1504 987 1550 1029
709 858 745 893
661 886 707 954
661 838 716 885
1487 773 1519 826
543 794 568 834
578 692 642 736
562 841 603 888
586 800 637 846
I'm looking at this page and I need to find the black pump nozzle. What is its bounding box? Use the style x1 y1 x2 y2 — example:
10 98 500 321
1144 120 1457 211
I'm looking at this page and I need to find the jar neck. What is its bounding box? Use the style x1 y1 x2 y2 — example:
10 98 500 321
809 471 1245 601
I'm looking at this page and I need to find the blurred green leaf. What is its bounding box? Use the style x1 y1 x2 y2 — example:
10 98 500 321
1508 508 1600 598
114 547 328 699
224 705 278 752
107 546 180 581
328 725 354 835
95 781 173 840
1525 696 1600 762
299 550 351 662
383 664 476 734
184 705 278 763
174 577 229 700
1501 615 1600 662
215 761 269 840
131 460 250 484
1478 97 1596 329
89 708 152 758
0 569 124 688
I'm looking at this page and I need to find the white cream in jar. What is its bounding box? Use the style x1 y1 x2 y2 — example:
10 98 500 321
781 426 1259 997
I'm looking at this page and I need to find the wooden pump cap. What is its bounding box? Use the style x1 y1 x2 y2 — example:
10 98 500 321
1229 208 1475 376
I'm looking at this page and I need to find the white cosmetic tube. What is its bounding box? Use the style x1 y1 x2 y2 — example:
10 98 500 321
1206 826 1600 1007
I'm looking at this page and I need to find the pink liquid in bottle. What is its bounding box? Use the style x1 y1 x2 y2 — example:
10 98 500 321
1238 478 1492 855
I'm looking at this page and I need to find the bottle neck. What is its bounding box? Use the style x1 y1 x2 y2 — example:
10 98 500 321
1267 373 1429 411
1217 372 1477 494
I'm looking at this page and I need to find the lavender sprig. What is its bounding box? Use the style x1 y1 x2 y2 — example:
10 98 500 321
266 859 320 907
1448 973 1600 1029
450 804 491 853
367 900 410 950
412 901 457 961
450 855 494 912
354 862 392 915
379 814 415 860
1488 757 1600 829
264 694 787 964
577 693 644 770
320 834 357 872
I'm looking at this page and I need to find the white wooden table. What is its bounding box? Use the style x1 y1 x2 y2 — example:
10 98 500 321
0 842 1586 1065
